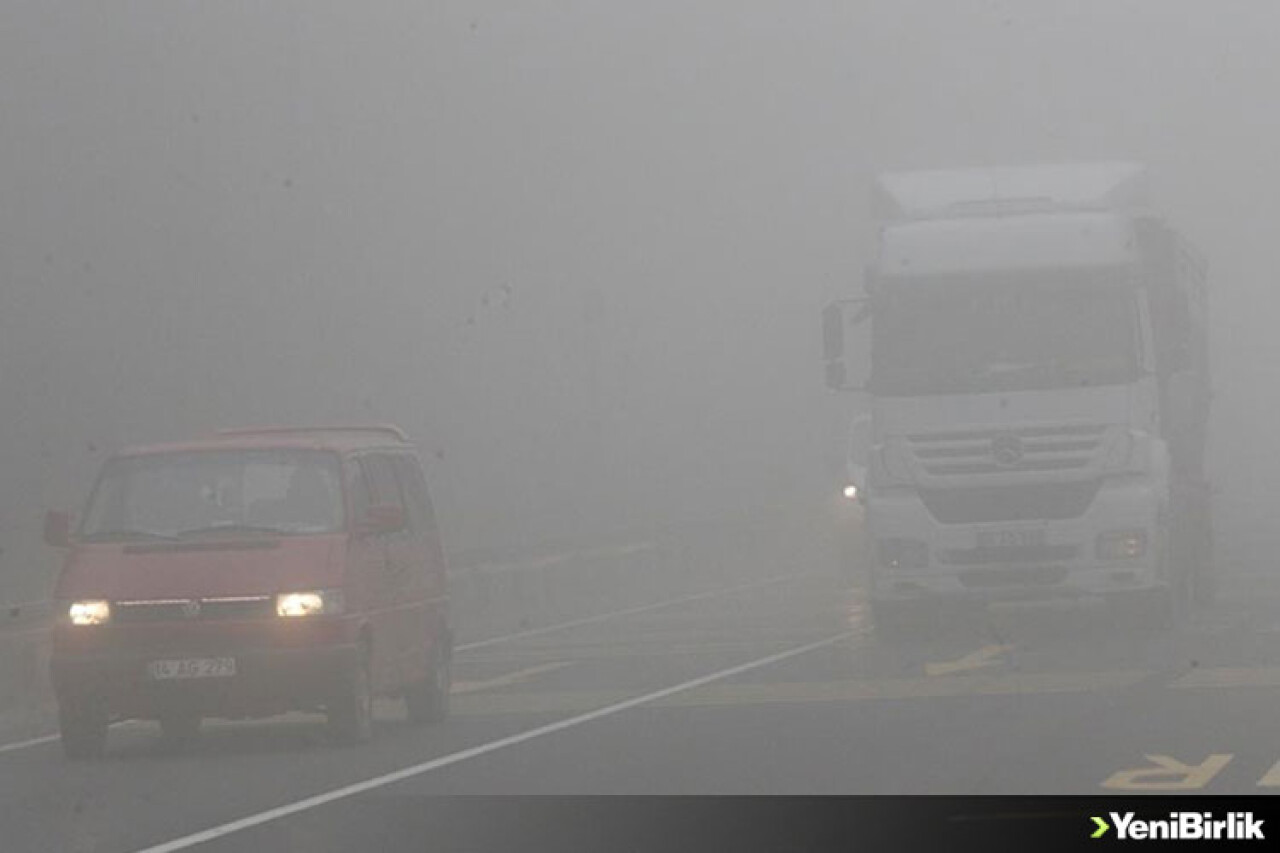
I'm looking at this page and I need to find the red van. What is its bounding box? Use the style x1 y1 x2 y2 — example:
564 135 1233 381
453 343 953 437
44 425 452 759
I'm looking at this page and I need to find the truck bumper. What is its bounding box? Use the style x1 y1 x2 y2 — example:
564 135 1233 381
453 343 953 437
866 477 1165 605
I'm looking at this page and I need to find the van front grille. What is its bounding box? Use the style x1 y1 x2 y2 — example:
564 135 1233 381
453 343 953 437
113 596 275 623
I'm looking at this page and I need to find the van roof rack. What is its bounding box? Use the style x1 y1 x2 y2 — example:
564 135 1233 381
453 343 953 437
216 424 409 442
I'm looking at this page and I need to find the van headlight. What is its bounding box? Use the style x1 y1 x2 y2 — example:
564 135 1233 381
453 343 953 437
68 600 111 626
276 589 344 618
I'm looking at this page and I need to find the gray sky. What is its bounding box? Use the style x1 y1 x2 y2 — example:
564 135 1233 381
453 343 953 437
1 1 1276 564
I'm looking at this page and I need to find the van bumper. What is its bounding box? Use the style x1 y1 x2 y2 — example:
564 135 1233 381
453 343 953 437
50 640 363 721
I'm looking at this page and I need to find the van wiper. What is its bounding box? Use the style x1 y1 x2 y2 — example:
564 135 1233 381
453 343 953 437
175 522 290 538
79 529 178 542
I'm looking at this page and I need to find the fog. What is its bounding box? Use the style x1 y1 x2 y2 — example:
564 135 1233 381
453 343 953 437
2 2 1272 571
10 0 1280 838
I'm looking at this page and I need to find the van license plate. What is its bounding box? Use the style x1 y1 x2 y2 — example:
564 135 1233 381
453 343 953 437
976 529 1046 549
147 657 236 680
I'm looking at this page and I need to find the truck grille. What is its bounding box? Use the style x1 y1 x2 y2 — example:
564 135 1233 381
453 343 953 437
959 566 1068 588
907 423 1107 477
941 544 1077 566
920 480 1102 524
113 596 275 623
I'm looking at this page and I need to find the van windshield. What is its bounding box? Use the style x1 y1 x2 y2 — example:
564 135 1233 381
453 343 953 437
80 449 345 540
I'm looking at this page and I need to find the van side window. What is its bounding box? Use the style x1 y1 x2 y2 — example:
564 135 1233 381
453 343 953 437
362 454 406 513
393 455 437 534
347 458 374 525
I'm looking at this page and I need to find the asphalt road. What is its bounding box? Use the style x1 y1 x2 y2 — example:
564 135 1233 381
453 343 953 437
3 550 1280 852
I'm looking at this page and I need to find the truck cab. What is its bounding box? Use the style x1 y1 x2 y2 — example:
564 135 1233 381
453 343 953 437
823 163 1212 637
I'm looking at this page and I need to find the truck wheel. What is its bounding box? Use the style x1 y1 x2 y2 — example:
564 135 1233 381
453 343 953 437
158 711 202 745
405 642 451 726
327 652 374 745
59 696 108 760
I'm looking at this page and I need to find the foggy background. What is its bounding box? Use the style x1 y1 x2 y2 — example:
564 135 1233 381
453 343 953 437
0 0 1272 576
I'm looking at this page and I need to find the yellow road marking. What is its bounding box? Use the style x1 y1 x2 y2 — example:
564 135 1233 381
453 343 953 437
1169 666 1280 689
1258 758 1280 788
452 662 573 695
924 644 1013 676
451 669 1149 717
1101 754 1232 790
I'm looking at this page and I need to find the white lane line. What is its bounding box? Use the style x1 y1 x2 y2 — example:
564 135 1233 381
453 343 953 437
0 733 57 754
0 720 145 756
132 629 854 853
454 572 811 652
0 572 815 757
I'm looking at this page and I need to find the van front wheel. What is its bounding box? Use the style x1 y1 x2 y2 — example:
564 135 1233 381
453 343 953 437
59 696 108 760
327 653 373 745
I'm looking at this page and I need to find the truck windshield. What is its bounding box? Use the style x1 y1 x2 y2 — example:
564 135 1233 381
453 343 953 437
870 271 1142 396
80 449 345 540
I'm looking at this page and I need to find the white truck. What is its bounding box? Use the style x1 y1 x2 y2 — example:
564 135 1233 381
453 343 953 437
823 163 1212 636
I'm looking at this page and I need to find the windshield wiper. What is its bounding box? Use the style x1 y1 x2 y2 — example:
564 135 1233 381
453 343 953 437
79 529 178 543
174 522 290 538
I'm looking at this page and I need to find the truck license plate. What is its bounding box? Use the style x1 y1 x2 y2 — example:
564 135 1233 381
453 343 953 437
147 657 236 680
976 529 1046 549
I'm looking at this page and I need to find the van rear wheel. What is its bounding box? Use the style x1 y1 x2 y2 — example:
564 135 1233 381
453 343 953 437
59 696 108 760
406 642 451 726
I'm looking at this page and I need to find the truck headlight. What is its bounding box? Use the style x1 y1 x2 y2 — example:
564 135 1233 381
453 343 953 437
276 589 344 618
68 600 111 626
1102 430 1159 476
1096 529 1147 560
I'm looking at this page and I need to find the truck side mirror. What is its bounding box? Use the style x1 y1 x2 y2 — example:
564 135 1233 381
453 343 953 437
822 298 871 392
844 465 869 504
824 361 847 391
44 510 72 548
863 264 880 297
822 302 845 362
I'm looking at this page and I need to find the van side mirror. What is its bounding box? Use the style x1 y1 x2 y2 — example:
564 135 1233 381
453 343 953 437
44 510 72 548
356 504 405 537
